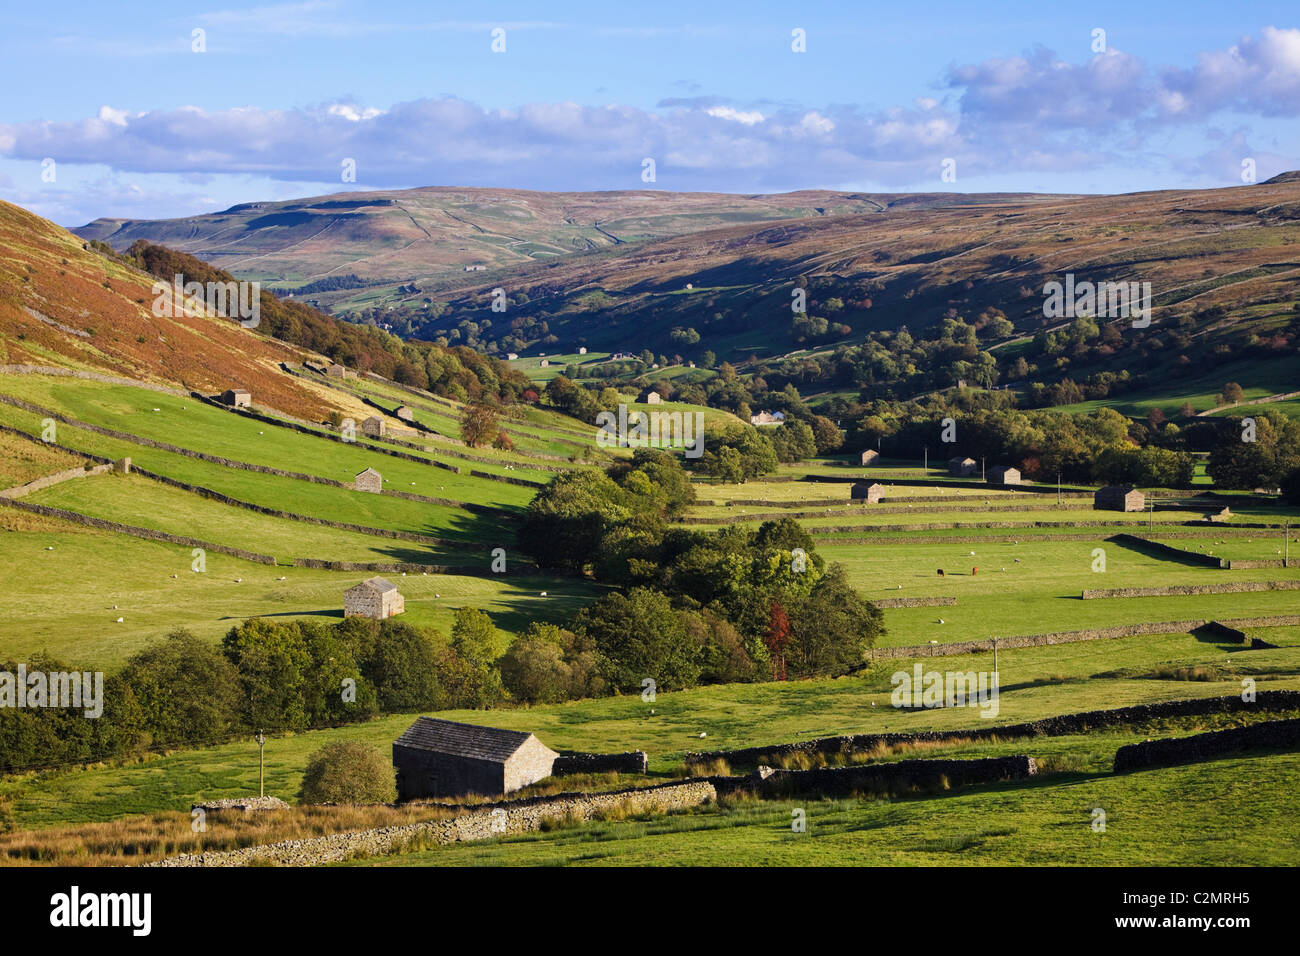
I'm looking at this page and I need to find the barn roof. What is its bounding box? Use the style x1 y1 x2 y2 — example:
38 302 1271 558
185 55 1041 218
355 467 381 479
348 576 397 595
395 717 535 763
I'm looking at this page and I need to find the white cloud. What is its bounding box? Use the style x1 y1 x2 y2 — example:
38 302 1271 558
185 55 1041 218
705 106 766 125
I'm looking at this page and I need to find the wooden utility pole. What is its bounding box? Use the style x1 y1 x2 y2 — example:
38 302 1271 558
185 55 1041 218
255 730 266 798
1286 519 1291 567
924 446 928 472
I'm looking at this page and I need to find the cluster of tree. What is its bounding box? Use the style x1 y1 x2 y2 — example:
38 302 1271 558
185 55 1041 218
120 242 533 404
516 451 883 697
1207 412 1300 493
0 611 504 772
824 392 1200 486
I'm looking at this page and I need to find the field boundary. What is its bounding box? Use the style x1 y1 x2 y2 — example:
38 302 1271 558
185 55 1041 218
870 615 1300 659
149 779 716 867
686 691 1300 766
1114 717 1300 772
1082 581 1300 599
0 496 278 564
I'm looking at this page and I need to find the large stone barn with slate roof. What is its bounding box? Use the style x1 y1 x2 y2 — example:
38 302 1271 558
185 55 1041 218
393 717 560 799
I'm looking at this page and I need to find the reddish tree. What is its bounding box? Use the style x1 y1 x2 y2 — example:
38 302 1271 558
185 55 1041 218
766 602 791 682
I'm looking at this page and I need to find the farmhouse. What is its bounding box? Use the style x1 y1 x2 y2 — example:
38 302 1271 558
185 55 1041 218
750 410 786 426
505 352 519 361
1095 485 1145 512
987 465 1021 486
393 717 559 799
362 415 386 438
860 449 880 466
639 388 663 404
344 576 405 620
219 388 251 408
395 406 415 422
851 481 884 503
354 467 383 493
948 456 977 477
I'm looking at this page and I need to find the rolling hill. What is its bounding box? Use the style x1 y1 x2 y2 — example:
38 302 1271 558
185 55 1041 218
71 185 1060 306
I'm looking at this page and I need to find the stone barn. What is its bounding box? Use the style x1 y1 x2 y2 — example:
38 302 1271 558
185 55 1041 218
987 465 1021 486
219 388 251 408
326 364 356 380
354 467 383 493
395 406 415 422
639 388 663 404
362 415 386 438
948 456 977 477
393 717 559 800
1095 485 1144 512
851 481 884 503
860 449 880 466
344 576 404 620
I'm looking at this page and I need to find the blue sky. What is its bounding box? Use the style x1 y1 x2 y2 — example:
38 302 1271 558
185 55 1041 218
2 0 1299 225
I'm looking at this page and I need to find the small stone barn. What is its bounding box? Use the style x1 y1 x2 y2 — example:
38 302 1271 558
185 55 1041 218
639 388 663 404
860 449 880 466
219 388 251 408
850 481 884 503
948 456 977 477
344 576 404 620
1095 485 1144 512
395 405 415 422
987 465 1021 486
361 415 386 438
354 467 383 493
326 364 356 379
393 717 559 800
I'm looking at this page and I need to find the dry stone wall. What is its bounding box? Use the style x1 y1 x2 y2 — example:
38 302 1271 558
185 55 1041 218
150 780 716 867
0 462 113 498
1082 581 1300 599
552 751 650 774
873 596 958 608
1113 717 1300 772
0 497 277 564
713 755 1037 797
869 615 1300 659
686 691 1300 767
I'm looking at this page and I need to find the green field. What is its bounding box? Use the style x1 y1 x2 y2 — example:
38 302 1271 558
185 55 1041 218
2 367 1299 867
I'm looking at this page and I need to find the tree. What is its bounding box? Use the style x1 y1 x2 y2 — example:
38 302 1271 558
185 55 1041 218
460 401 500 447
222 619 312 732
362 620 442 712
784 565 884 676
765 602 791 681
1220 382 1245 405
574 588 702 692
121 629 242 746
447 608 504 708
298 742 396 804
